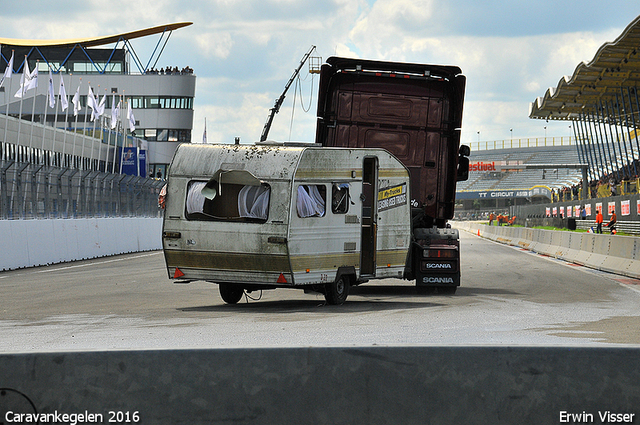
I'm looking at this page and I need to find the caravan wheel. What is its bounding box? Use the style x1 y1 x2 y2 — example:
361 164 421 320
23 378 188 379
219 284 244 304
324 275 350 305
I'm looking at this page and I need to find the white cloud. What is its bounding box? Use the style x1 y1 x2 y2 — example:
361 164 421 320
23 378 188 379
2 0 640 148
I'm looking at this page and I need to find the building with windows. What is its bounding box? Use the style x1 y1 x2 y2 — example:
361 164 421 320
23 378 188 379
0 22 195 179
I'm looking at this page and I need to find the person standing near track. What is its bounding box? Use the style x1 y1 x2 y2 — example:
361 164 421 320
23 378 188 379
595 209 604 234
606 209 617 234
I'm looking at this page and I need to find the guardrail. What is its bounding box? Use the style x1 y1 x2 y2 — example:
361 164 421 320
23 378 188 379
456 221 640 279
575 220 640 235
468 136 573 151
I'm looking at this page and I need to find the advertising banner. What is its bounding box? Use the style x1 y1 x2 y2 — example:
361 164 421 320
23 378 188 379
121 147 138 176
621 200 630 216
138 149 147 178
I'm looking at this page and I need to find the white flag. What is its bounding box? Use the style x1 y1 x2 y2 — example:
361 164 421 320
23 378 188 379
111 97 120 129
0 50 14 88
96 95 106 118
72 85 81 116
87 86 98 121
47 68 55 108
22 65 38 94
14 58 31 98
59 75 68 111
127 101 135 131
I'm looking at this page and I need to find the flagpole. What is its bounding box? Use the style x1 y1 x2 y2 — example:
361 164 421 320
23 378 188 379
61 74 70 167
2 50 14 150
80 82 91 170
95 88 107 171
52 76 60 165
112 94 122 174
105 94 114 173
89 85 99 170
119 94 126 174
71 77 81 169
41 67 53 154
28 60 39 151
16 56 27 147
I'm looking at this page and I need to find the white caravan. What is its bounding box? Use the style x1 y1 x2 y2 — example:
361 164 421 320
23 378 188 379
162 143 411 304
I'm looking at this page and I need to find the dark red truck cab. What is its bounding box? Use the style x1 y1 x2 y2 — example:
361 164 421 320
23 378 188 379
315 57 469 291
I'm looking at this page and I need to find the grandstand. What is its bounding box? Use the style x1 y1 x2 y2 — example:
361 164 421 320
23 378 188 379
458 144 583 194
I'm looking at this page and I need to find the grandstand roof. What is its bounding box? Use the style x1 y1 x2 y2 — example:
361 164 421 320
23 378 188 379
529 15 640 121
0 22 192 48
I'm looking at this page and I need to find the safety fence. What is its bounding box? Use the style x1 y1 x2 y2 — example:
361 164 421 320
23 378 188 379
0 160 164 220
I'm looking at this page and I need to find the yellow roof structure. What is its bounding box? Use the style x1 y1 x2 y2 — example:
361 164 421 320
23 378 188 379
0 22 192 48
530 15 640 121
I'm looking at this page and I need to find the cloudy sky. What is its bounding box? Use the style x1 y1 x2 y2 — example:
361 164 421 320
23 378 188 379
3 0 640 148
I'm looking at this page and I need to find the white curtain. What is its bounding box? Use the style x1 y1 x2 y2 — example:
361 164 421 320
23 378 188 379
238 185 270 219
297 185 325 217
186 181 206 214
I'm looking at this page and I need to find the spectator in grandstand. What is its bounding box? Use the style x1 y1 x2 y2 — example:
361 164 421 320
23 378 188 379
610 178 617 196
595 209 604 234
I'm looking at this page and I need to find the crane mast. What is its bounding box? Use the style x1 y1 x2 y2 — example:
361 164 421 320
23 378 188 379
259 45 317 142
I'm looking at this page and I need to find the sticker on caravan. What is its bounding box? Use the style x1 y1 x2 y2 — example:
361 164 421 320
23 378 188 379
378 183 407 212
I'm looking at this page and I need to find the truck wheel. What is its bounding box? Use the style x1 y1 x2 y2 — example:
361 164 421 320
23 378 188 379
219 284 244 304
324 275 350 305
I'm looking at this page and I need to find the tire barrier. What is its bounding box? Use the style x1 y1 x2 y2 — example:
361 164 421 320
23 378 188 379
0 217 162 271
458 221 640 279
0 347 638 425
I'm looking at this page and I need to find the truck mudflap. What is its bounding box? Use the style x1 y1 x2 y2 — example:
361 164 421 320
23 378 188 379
412 227 460 289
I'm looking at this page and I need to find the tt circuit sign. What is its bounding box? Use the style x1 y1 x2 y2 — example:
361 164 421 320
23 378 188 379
456 186 552 200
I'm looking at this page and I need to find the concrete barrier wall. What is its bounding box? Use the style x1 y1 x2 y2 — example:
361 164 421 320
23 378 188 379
0 347 639 425
457 221 640 279
0 217 162 271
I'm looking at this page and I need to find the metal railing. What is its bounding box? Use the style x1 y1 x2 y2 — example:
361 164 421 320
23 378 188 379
1 160 164 220
468 136 574 152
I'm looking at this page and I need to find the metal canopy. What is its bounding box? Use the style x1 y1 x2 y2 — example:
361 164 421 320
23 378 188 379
0 22 192 48
530 15 640 121
0 22 192 75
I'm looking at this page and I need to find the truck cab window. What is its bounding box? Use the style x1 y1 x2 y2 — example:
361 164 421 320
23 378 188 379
185 180 270 222
297 185 326 217
332 183 349 214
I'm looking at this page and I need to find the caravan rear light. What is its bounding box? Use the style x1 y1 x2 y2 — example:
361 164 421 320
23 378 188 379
277 273 288 283
173 268 185 278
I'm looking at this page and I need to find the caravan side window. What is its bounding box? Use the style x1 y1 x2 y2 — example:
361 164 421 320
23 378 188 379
331 183 350 214
185 180 270 222
296 185 326 218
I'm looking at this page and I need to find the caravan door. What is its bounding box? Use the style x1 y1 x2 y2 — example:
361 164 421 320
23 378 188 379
360 156 378 276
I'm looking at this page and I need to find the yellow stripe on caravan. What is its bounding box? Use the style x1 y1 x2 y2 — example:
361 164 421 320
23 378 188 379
377 249 410 266
294 170 360 179
289 249 408 272
378 169 410 178
165 250 290 272
294 168 407 180
290 252 360 272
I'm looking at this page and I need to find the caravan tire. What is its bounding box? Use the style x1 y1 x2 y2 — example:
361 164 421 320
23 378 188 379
219 284 244 304
324 275 350 305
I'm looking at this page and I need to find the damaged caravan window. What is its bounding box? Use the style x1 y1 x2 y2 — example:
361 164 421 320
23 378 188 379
185 178 270 222
297 185 326 218
331 183 350 214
